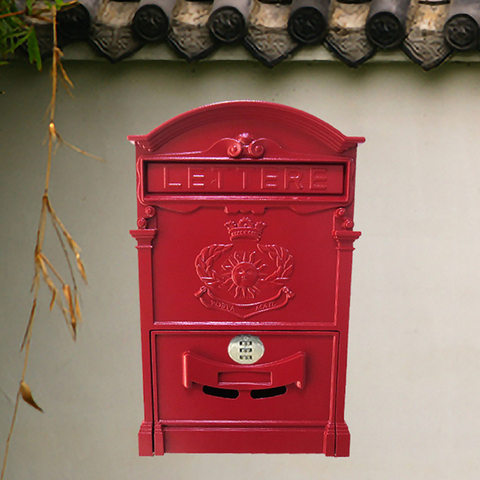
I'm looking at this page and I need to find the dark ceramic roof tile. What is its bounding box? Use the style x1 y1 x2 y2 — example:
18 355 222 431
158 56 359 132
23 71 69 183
15 0 480 68
366 0 411 48
208 0 253 43
444 0 480 51
288 0 330 44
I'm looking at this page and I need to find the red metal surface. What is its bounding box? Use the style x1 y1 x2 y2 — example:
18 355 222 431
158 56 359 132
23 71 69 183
129 101 363 456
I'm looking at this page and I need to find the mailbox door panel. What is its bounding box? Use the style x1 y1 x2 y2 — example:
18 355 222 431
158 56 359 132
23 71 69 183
152 207 339 325
152 331 338 423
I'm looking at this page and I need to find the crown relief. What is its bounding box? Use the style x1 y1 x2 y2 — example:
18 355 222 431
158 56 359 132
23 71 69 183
224 217 267 241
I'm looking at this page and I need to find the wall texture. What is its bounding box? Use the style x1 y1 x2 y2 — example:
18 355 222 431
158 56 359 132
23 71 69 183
1 59 480 480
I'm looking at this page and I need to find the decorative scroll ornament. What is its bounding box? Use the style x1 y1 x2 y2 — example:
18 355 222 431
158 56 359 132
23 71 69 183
227 133 265 158
137 205 156 229
195 217 295 319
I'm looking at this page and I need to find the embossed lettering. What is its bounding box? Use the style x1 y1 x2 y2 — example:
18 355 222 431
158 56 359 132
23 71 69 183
211 168 224 189
147 163 344 196
211 300 235 312
261 168 279 189
163 166 182 188
309 168 328 190
188 167 205 189
284 168 304 190
255 301 277 312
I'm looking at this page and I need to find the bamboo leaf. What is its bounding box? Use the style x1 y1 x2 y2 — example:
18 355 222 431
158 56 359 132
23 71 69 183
26 0 34 15
26 26 41 71
20 382 43 413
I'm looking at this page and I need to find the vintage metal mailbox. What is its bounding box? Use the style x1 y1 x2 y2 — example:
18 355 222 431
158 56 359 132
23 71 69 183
129 101 363 456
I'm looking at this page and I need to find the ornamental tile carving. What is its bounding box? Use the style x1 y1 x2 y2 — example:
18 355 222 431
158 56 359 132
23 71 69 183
402 0 452 70
325 1 376 67
90 1 145 62
244 1 299 67
168 0 218 61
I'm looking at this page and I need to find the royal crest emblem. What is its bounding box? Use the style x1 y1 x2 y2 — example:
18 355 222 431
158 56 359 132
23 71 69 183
195 217 295 319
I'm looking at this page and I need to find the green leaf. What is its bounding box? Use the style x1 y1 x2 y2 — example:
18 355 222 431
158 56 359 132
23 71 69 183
26 0 34 15
26 27 42 71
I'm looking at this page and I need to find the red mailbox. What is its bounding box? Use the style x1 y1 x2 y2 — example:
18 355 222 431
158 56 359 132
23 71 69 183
129 101 363 457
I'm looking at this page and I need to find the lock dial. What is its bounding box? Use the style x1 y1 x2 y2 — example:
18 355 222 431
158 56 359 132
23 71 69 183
228 334 265 364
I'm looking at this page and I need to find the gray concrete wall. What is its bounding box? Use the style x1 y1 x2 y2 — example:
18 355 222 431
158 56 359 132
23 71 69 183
1 60 480 479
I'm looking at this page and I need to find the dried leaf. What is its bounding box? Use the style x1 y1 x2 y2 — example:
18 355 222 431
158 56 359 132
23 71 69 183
58 59 74 95
20 382 43 413
35 253 49 282
71 315 77 338
75 253 87 284
57 133 106 162
63 284 73 314
74 292 83 324
63 284 76 339
49 289 57 311
45 200 81 256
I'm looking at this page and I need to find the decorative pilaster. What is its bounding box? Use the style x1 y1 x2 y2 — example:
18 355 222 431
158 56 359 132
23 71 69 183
130 227 157 456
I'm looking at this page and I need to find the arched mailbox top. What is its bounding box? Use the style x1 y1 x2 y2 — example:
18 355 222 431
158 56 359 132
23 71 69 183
128 101 365 157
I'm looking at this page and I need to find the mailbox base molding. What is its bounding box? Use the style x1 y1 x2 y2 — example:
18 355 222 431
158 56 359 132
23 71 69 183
141 421 350 456
138 421 154 456
155 424 344 455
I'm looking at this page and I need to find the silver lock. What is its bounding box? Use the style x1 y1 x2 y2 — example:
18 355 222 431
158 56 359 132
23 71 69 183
228 334 265 365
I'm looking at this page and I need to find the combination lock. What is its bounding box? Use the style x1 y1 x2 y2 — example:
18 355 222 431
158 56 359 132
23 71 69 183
228 334 265 365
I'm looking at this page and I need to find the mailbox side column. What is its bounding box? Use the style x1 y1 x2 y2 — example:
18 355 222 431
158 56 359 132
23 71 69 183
130 228 158 456
329 208 361 457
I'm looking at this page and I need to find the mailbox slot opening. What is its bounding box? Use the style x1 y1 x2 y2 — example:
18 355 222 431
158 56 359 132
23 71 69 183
250 386 287 399
202 385 239 399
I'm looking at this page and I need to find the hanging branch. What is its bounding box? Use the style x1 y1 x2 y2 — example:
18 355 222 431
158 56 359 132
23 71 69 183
1 4 102 478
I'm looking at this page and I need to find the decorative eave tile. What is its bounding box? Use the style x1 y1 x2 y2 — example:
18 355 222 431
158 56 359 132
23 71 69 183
14 0 480 69
365 0 411 49
244 0 299 67
402 0 453 70
325 0 377 67
443 0 480 51
90 0 145 62
168 0 218 61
